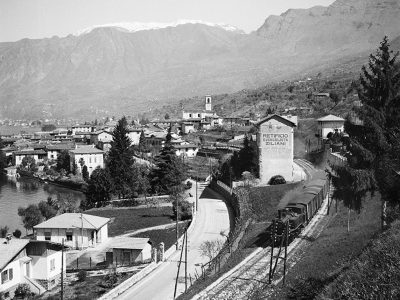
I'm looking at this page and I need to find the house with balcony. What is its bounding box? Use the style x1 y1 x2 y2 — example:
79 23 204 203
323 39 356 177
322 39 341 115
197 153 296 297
34 213 110 250
0 237 65 299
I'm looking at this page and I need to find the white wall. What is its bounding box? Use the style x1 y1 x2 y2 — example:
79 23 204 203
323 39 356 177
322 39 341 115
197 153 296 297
258 118 294 183
36 228 94 249
70 153 104 176
0 260 22 293
127 131 141 145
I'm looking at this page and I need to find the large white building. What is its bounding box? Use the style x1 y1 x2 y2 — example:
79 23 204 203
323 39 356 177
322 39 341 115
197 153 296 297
257 115 296 184
69 146 104 176
34 213 110 250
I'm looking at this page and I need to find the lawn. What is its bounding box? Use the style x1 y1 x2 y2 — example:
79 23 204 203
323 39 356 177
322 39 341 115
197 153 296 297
131 222 189 250
86 206 175 236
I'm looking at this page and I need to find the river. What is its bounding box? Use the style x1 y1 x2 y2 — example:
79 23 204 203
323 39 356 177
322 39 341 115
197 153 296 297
0 174 86 233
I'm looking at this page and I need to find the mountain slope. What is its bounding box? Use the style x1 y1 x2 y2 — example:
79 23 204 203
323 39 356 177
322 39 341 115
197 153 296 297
1 0 400 120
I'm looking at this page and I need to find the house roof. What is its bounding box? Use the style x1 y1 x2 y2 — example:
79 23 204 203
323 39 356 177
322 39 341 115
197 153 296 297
14 149 47 155
256 114 297 127
70 146 104 155
33 213 110 230
0 238 30 271
175 144 198 149
46 144 75 151
110 237 151 250
317 114 345 122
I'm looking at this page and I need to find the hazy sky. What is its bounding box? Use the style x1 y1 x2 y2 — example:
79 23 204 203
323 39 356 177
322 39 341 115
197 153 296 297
0 0 335 42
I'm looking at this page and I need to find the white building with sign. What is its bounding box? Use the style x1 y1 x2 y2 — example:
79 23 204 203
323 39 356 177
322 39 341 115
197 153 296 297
256 115 296 184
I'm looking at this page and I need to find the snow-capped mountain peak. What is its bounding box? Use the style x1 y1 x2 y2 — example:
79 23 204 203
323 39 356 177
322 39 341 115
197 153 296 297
75 20 244 35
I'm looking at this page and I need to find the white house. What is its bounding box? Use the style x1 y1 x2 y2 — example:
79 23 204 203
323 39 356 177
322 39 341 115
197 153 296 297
34 213 110 250
46 143 75 161
110 237 152 265
90 131 113 145
0 238 65 299
175 144 199 158
71 125 95 135
13 150 47 167
69 146 104 176
127 128 142 146
317 114 345 140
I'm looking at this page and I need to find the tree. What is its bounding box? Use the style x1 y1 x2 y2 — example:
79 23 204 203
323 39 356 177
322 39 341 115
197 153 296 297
56 150 71 172
13 229 22 238
138 130 147 152
82 165 89 182
164 113 170 120
85 167 113 208
0 226 9 238
18 205 43 232
19 156 38 174
0 151 7 170
238 135 259 177
41 124 57 132
199 240 224 261
107 116 137 198
151 127 187 194
329 37 400 229
38 201 57 220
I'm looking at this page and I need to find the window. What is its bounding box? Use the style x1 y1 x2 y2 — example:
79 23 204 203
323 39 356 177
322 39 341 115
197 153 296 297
50 259 55 271
94 156 97 163
1 268 13 284
89 156 92 163
66 232 73 241
44 231 51 241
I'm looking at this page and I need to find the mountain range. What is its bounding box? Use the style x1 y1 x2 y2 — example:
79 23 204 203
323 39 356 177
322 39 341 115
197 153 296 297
1 0 400 120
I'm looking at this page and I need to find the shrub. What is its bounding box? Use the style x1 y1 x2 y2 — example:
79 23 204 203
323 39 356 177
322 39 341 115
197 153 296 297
102 269 118 288
185 181 192 189
172 199 193 221
13 229 22 238
14 283 31 298
77 270 87 282
268 175 286 185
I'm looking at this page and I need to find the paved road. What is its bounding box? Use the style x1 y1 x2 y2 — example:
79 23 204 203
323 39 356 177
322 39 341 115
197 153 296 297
117 181 230 300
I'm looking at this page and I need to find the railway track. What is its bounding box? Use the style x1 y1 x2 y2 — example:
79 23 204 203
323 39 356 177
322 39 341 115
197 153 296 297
192 160 331 300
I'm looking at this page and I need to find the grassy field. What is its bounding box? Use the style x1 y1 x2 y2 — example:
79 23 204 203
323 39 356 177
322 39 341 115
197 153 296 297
86 206 175 236
131 222 189 250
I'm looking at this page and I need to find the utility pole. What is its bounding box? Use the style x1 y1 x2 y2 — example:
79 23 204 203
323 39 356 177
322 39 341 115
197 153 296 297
174 230 186 299
176 196 179 250
185 228 188 292
61 238 64 300
80 213 84 250
195 179 198 212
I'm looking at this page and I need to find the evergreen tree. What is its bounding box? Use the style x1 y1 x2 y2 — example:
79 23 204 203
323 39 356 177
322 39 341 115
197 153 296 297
82 165 89 182
330 37 400 229
85 167 113 208
151 127 186 194
139 130 146 152
238 135 259 177
56 150 71 172
107 117 136 198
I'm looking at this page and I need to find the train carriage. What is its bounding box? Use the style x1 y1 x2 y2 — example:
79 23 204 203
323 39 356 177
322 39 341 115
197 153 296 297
271 176 329 246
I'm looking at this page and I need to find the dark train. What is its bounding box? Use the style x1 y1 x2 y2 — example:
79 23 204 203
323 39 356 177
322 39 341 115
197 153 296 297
270 174 330 245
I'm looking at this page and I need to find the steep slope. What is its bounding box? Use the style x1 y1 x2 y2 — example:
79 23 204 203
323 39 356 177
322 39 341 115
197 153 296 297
0 24 276 119
256 0 400 56
1 0 400 120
